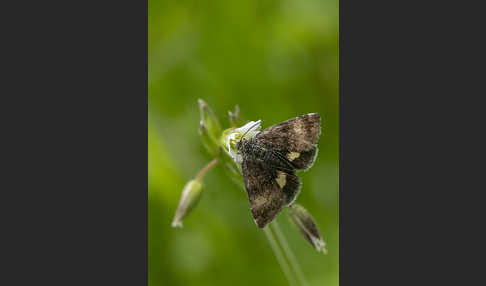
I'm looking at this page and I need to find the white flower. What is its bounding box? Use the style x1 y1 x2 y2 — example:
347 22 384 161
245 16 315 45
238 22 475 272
223 120 262 164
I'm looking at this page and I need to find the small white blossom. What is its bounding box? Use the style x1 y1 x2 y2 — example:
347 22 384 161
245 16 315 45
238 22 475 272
223 120 262 164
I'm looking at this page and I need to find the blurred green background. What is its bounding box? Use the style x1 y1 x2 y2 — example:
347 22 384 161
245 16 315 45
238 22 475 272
149 0 338 285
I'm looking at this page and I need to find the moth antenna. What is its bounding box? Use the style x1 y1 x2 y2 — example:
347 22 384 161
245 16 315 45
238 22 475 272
239 120 262 142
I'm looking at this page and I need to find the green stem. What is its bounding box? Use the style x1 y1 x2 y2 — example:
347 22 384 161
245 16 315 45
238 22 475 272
263 225 298 286
272 221 309 286
195 158 219 182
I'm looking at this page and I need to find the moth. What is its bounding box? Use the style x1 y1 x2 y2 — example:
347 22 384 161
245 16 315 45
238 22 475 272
236 113 321 228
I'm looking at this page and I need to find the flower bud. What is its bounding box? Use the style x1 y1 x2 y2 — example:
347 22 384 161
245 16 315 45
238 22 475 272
199 121 219 156
198 99 222 142
171 179 204 228
288 203 328 254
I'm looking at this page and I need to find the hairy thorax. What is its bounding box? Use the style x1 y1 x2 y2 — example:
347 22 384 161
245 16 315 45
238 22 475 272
239 138 291 170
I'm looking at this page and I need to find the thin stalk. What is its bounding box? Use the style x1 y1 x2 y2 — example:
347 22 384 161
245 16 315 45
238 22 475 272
263 226 298 286
272 221 309 286
195 158 219 182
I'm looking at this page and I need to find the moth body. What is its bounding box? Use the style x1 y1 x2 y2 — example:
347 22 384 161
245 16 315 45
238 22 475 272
237 113 321 228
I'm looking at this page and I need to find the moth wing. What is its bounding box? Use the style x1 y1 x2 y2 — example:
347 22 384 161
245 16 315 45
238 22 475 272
242 158 301 228
255 113 321 170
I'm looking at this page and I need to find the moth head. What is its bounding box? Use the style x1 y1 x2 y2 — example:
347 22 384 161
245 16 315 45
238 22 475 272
236 120 261 148
223 120 262 164
236 137 244 151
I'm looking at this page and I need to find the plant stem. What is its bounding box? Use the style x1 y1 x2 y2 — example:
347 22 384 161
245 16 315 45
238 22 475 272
195 158 219 182
263 225 298 286
272 221 309 286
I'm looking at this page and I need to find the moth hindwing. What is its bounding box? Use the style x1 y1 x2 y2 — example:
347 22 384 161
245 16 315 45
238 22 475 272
239 113 321 228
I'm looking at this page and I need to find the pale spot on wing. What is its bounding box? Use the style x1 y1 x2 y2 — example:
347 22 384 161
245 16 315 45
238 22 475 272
276 171 286 188
252 195 267 209
287 152 301 161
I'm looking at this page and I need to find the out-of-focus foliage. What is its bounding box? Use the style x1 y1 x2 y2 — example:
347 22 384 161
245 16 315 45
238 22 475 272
149 0 338 285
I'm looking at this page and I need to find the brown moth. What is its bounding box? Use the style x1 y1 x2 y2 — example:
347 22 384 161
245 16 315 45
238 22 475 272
236 113 321 228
